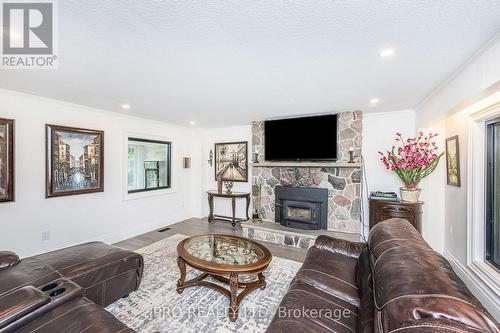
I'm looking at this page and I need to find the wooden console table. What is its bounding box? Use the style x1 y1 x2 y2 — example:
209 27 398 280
207 191 250 227
369 198 423 233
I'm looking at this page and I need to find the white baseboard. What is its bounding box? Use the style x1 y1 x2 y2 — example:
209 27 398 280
444 249 500 321
92 213 193 245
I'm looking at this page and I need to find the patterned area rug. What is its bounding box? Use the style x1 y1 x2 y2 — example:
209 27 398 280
107 234 302 333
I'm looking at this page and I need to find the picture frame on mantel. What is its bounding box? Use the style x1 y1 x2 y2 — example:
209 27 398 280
0 118 14 203
445 135 461 187
214 141 248 182
46 124 104 198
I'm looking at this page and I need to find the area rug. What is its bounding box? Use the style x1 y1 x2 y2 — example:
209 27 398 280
107 234 302 333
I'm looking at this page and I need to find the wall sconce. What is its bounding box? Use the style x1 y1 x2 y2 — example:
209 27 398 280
208 149 213 167
183 157 191 169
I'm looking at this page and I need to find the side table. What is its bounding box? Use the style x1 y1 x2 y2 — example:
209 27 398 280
207 191 250 227
369 198 423 233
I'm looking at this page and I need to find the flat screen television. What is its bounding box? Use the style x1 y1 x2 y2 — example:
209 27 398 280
264 114 338 161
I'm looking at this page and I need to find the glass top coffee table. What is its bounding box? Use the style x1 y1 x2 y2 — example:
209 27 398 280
176 234 272 321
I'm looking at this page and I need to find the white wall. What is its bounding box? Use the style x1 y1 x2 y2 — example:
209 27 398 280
362 110 416 194
199 126 253 219
361 110 417 238
415 34 500 320
417 122 446 253
417 33 500 128
0 90 198 258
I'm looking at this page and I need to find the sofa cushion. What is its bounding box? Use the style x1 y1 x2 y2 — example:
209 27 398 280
0 258 61 298
33 242 142 282
24 242 144 306
368 218 428 260
0 251 20 270
314 235 365 259
266 281 358 333
14 298 134 333
372 237 499 332
0 286 50 330
293 247 360 307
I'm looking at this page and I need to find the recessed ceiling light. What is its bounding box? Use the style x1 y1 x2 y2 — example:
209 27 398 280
369 98 379 104
379 48 396 58
121 104 131 110
189 121 196 126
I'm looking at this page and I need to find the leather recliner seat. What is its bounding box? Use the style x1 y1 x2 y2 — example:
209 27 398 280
266 218 500 333
0 241 143 333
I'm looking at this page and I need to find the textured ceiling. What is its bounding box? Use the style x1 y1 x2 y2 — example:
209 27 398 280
1 1 500 127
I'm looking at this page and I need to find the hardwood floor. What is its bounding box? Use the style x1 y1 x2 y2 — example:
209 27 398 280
114 217 308 262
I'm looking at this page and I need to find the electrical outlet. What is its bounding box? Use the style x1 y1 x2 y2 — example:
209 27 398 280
42 231 50 241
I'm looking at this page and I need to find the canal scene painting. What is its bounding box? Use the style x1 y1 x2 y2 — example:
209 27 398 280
0 118 14 202
46 125 104 197
214 141 248 182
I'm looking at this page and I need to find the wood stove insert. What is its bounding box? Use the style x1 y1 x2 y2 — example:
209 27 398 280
275 186 328 230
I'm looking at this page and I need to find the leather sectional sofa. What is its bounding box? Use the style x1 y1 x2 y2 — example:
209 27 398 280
0 241 143 333
266 218 500 333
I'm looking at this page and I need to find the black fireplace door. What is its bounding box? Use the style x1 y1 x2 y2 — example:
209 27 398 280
282 200 321 229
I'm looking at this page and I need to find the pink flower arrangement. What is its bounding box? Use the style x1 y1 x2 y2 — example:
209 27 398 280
378 132 443 189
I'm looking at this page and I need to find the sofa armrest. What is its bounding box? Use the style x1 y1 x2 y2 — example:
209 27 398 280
0 286 50 329
0 251 20 270
314 235 366 259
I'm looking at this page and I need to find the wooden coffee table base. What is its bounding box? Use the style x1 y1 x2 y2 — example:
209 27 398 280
176 257 267 321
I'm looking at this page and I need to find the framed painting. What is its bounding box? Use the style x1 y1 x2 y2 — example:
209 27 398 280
46 124 104 197
214 141 248 182
445 135 461 187
0 118 14 202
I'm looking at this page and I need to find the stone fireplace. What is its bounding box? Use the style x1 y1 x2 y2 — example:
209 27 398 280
251 111 363 234
275 186 328 230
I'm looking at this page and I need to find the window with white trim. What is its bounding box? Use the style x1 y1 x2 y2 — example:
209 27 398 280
486 118 500 270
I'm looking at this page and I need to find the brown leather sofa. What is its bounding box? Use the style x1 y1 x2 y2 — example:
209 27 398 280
266 218 500 333
0 241 143 333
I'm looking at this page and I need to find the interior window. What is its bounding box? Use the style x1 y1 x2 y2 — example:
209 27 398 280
486 119 500 269
127 138 171 193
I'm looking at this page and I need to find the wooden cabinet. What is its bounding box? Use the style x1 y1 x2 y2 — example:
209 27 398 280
369 199 423 233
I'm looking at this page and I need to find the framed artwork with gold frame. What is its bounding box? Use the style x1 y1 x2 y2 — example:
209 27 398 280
214 141 248 182
445 135 461 187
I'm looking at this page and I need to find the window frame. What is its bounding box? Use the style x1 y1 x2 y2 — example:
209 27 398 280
127 137 172 194
485 118 500 270
465 101 500 303
123 133 176 201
